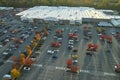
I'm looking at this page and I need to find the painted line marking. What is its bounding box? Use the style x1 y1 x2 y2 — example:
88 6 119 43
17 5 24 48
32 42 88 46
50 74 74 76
104 72 116 76
6 60 43 67
6 60 117 77
80 69 90 73
33 64 43 67
55 66 117 77
56 67 66 70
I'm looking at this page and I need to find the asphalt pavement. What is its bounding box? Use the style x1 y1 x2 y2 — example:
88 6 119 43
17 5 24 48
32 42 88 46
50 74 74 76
0 10 120 80
12 24 120 80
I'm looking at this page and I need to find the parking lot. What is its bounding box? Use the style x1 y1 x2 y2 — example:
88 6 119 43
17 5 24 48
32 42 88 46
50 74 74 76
0 9 120 80
17 24 120 80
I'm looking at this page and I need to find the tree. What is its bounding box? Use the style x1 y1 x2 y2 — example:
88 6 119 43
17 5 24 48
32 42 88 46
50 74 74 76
33 41 37 47
67 0 73 6
20 53 26 65
20 57 26 65
97 0 109 8
66 59 72 65
117 0 120 6
25 58 34 66
26 45 32 55
70 66 78 72
36 33 41 41
11 68 20 79
40 0 49 5
27 49 32 55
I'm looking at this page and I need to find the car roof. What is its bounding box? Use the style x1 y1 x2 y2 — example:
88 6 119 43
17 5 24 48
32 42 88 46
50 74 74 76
0 59 4 62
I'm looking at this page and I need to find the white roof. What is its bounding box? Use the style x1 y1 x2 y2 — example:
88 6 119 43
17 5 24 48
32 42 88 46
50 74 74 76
16 6 120 21
0 7 14 10
98 9 114 13
111 19 120 26
98 21 112 27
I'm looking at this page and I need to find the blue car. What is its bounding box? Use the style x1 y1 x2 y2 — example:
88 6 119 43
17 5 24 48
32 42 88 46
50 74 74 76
52 55 58 59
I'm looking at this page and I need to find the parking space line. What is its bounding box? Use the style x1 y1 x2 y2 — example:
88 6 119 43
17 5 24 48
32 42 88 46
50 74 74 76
6 60 43 67
6 56 117 77
111 50 119 64
0 41 12 53
33 64 43 67
111 37 119 64
7 60 117 77
103 72 116 76
55 66 117 77
5 60 13 63
56 66 65 70
3 60 117 76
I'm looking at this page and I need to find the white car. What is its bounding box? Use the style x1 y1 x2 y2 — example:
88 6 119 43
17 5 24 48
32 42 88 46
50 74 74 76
2 52 8 55
34 27 38 29
31 40 33 43
97 33 102 36
68 45 73 50
3 30 7 34
72 60 78 63
5 39 9 42
69 39 74 42
35 51 41 54
3 74 11 80
58 38 62 40
24 34 29 38
53 36 57 39
68 41 74 45
42 37 47 40
10 44 15 48
6 48 12 52
54 49 59 53
21 33 26 37
47 50 54 54
111 32 116 35
24 67 31 70
0 45 3 48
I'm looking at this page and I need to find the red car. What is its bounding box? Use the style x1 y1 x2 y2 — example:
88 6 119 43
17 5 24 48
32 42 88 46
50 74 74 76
115 64 120 73
50 41 61 48
87 43 98 51
13 38 23 44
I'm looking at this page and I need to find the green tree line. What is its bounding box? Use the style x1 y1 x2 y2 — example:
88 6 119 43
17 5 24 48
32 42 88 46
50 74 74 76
0 0 120 11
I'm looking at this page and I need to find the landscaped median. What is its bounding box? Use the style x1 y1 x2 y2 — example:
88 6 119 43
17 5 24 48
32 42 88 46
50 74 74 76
2 27 49 80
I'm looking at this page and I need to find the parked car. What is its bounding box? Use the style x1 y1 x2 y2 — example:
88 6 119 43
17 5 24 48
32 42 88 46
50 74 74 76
47 50 54 54
68 44 73 50
115 64 120 73
0 44 3 48
86 51 93 56
23 66 31 71
52 55 58 59
0 59 4 66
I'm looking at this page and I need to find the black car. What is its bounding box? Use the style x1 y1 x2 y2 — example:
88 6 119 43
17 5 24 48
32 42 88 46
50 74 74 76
68 45 73 50
0 59 4 66
73 49 78 52
2 52 13 60
86 51 93 56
